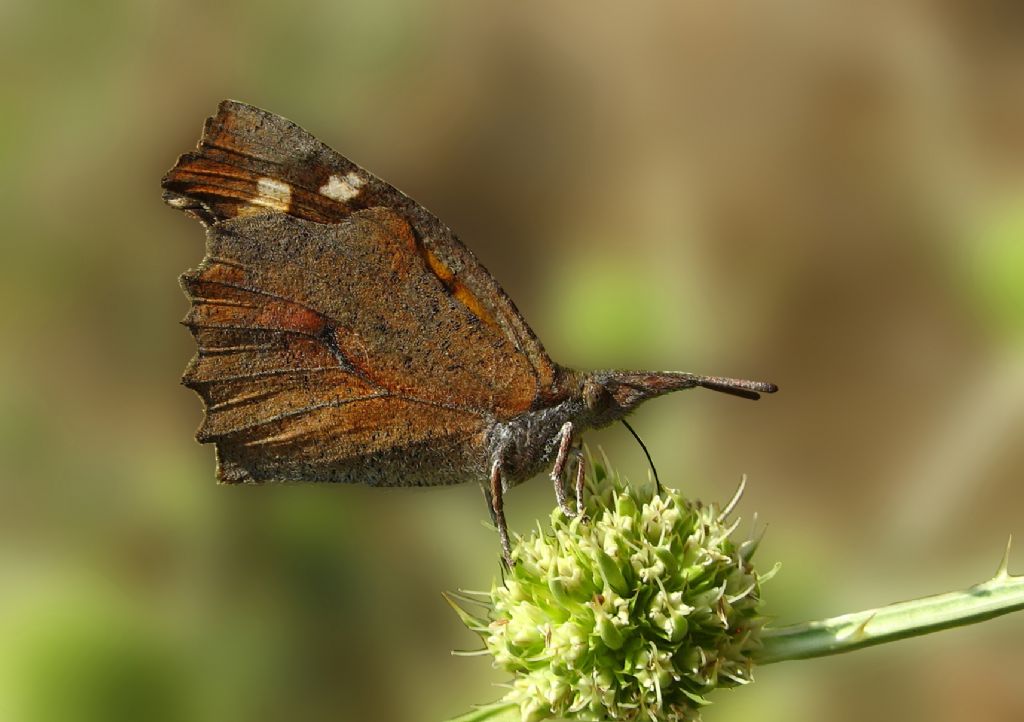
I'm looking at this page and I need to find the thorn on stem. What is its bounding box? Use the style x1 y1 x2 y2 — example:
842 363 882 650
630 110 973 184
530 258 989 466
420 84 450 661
995 534 1013 581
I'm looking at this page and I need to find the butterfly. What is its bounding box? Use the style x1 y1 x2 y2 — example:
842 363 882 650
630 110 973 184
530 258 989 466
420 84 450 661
162 100 777 563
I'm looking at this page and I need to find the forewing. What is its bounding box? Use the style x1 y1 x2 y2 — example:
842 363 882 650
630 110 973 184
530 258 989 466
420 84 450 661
163 100 558 394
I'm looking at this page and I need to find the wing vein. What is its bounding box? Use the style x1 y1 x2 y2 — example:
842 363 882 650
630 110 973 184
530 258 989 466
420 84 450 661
206 390 486 442
186 366 338 384
184 276 339 327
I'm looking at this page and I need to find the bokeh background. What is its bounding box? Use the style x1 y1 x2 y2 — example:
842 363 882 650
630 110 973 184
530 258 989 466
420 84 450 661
2 1 1023 720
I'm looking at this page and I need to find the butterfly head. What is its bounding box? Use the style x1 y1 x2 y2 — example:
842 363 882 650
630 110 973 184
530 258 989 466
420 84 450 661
580 370 778 428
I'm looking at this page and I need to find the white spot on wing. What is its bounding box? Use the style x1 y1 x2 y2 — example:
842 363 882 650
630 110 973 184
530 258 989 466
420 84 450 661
252 177 292 212
319 172 366 202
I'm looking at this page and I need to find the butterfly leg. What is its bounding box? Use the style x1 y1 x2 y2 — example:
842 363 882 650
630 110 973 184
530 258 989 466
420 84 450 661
551 421 577 517
489 458 513 566
573 449 587 517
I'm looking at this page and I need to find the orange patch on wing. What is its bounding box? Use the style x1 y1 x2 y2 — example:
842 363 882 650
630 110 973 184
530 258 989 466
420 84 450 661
255 303 326 336
194 258 248 286
422 248 498 328
424 247 455 284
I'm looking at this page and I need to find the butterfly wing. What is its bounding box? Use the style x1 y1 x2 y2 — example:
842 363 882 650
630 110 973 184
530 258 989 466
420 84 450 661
163 102 564 484
163 100 558 392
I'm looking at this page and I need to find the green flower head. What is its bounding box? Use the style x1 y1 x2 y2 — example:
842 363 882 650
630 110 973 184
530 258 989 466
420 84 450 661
449 462 775 722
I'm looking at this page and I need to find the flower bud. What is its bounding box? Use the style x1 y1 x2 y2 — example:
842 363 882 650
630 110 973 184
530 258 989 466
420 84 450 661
451 463 772 722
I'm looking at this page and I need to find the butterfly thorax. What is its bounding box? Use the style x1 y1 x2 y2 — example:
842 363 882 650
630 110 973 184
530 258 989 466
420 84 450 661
485 394 591 488
484 367 633 487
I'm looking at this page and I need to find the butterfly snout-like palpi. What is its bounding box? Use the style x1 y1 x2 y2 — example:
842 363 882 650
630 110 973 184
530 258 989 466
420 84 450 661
162 101 777 564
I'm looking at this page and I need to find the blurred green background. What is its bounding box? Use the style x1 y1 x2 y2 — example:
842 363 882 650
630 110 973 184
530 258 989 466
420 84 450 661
2 1 1023 720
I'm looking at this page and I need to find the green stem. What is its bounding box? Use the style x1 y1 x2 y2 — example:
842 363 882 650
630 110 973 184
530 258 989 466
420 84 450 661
756 546 1024 664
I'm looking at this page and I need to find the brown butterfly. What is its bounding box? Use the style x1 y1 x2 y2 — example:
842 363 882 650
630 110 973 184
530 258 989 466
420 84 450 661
162 100 777 563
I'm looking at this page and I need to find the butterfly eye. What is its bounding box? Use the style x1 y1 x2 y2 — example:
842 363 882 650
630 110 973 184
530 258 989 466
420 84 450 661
584 380 609 412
